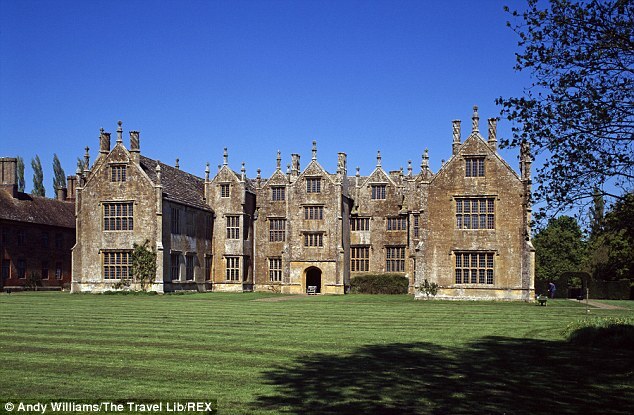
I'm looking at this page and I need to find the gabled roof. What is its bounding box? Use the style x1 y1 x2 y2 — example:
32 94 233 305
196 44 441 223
0 189 75 229
360 165 398 188
140 156 210 211
430 131 521 185
296 159 336 185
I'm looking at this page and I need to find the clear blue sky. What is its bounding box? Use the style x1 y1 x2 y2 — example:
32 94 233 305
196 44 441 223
1 0 530 194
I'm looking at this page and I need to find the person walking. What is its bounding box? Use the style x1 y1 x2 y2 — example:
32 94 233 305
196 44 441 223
548 282 556 299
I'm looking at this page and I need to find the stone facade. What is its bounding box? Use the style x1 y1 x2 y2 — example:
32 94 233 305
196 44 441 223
72 107 534 300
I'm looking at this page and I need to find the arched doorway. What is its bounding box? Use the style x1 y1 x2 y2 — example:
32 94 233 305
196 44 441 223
305 267 322 294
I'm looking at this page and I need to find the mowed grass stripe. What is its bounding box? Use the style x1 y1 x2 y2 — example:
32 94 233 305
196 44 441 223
1 292 632 415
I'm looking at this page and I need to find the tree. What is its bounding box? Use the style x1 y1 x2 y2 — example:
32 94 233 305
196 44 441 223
131 240 157 291
497 0 633 217
533 216 586 295
586 193 634 281
52 153 66 192
31 155 45 197
589 187 605 238
16 156 25 192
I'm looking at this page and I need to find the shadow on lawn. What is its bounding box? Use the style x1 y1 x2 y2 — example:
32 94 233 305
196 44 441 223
254 337 633 415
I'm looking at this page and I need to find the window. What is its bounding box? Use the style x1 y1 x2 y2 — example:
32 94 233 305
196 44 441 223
465 157 485 177
456 198 495 230
103 251 131 280
1 260 9 279
17 230 25 246
204 255 212 280
17 259 26 279
271 186 285 201
186 254 195 281
269 219 286 242
220 184 230 198
351 246 369 272
386 247 405 272
41 261 49 280
205 215 213 241
386 217 407 231
41 232 49 248
304 233 324 247
226 256 240 281
55 262 62 280
104 202 134 231
351 217 370 231
371 185 386 200
226 215 240 239
170 254 180 280
269 257 282 282
111 165 127 182
55 233 63 249
171 207 181 234
186 212 195 237
304 205 324 220
306 178 321 193
413 215 420 238
455 252 494 284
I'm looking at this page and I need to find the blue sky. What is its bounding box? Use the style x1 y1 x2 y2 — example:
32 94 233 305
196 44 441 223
0 0 530 194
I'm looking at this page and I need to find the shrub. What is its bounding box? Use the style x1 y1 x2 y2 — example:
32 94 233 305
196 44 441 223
350 274 409 294
562 317 634 349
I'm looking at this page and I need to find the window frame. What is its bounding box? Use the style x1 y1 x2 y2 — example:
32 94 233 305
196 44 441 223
351 246 370 272
371 184 387 200
271 186 285 201
103 202 134 231
268 257 282 282
454 252 495 285
306 177 322 193
269 218 286 242
226 215 240 239
385 246 405 272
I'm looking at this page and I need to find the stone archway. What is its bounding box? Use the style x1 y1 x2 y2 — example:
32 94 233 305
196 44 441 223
305 267 322 294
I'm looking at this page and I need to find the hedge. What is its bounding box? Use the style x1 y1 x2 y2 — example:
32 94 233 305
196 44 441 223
350 274 409 294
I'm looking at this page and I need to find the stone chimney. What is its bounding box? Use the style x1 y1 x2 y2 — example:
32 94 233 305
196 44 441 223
452 120 461 155
56 187 68 201
66 175 77 200
129 131 140 163
488 118 498 151
0 157 18 197
337 153 347 176
99 128 111 155
291 154 300 176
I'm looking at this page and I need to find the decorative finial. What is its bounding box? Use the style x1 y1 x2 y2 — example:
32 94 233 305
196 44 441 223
472 105 479 132
399 166 404 176
75 166 82 176
356 166 360 177
155 161 161 182
205 162 210 180
407 160 412 176
241 162 246 180
312 140 317 160
276 150 281 170
422 149 429 169
257 168 261 179
286 164 291 175
376 150 382 167
175 158 180 169
116 120 123 143
84 146 90 170
223 147 228 166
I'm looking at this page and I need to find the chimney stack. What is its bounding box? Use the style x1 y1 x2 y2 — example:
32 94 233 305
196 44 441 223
337 152 347 176
56 186 68 201
291 154 300 176
99 129 111 155
452 120 461 155
129 131 140 163
66 175 77 200
0 157 18 198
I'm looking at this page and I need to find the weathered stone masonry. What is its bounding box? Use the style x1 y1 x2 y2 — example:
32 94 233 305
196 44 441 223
71 107 535 300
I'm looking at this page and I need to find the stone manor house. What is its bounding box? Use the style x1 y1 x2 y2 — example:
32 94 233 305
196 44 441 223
71 107 535 300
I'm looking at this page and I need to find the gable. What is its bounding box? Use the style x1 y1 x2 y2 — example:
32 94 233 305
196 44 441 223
297 160 335 185
361 166 397 188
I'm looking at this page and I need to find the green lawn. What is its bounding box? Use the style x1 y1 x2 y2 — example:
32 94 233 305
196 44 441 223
1 292 632 414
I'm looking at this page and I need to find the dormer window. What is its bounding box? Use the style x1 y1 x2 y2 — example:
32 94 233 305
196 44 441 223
371 184 386 200
306 178 321 193
465 157 485 177
111 165 127 182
